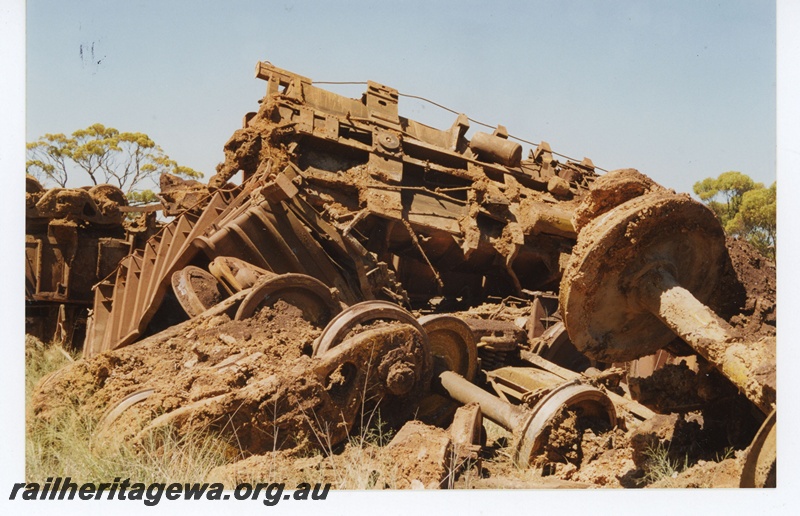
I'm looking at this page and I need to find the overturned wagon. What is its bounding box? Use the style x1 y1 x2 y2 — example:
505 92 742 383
34 60 774 488
25 177 155 348
83 61 597 357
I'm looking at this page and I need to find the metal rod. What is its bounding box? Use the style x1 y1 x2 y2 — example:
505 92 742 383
637 266 775 414
437 371 528 431
637 267 733 354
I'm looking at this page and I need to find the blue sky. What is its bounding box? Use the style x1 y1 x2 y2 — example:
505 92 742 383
25 0 776 196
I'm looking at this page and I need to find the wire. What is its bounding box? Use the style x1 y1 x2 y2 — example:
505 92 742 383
398 93 496 130
312 80 608 172
313 81 369 85
398 92 608 172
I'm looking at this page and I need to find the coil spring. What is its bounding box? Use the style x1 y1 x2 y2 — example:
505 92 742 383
478 346 514 371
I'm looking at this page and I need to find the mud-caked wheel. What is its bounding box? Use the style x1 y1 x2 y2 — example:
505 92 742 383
311 301 433 431
416 314 479 425
740 409 776 488
171 266 225 318
234 273 342 327
560 193 728 362
312 300 425 356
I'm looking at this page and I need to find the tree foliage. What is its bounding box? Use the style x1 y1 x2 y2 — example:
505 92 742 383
25 133 72 187
693 171 758 226
727 182 776 259
26 123 202 202
693 171 775 259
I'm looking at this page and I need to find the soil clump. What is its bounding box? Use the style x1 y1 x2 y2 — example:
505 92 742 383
31 301 330 454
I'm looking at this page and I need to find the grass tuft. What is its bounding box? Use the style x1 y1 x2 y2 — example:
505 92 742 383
639 442 688 486
25 337 233 484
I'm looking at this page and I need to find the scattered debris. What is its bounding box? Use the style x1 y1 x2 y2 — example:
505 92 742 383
385 421 452 489
26 60 777 489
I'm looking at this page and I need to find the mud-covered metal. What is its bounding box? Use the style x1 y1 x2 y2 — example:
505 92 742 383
313 300 427 356
25 178 156 348
234 272 342 326
560 186 776 415
740 409 776 488
437 370 616 467
27 60 777 487
83 60 597 357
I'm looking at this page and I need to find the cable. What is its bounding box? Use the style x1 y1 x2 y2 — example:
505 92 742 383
399 92 608 172
312 81 608 172
399 93 497 131
312 81 369 85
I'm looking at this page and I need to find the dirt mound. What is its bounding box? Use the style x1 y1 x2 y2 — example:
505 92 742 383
723 236 776 339
31 301 331 454
206 420 454 489
628 361 739 413
570 448 638 487
648 454 744 488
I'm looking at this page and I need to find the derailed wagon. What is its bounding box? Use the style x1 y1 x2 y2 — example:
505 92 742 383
29 60 776 488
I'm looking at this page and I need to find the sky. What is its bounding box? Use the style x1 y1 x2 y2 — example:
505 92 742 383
24 0 777 197
4 1 800 514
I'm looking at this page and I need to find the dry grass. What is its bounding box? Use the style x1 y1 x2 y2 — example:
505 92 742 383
25 336 233 484
638 442 688 486
25 336 502 489
25 338 427 488
328 413 400 489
